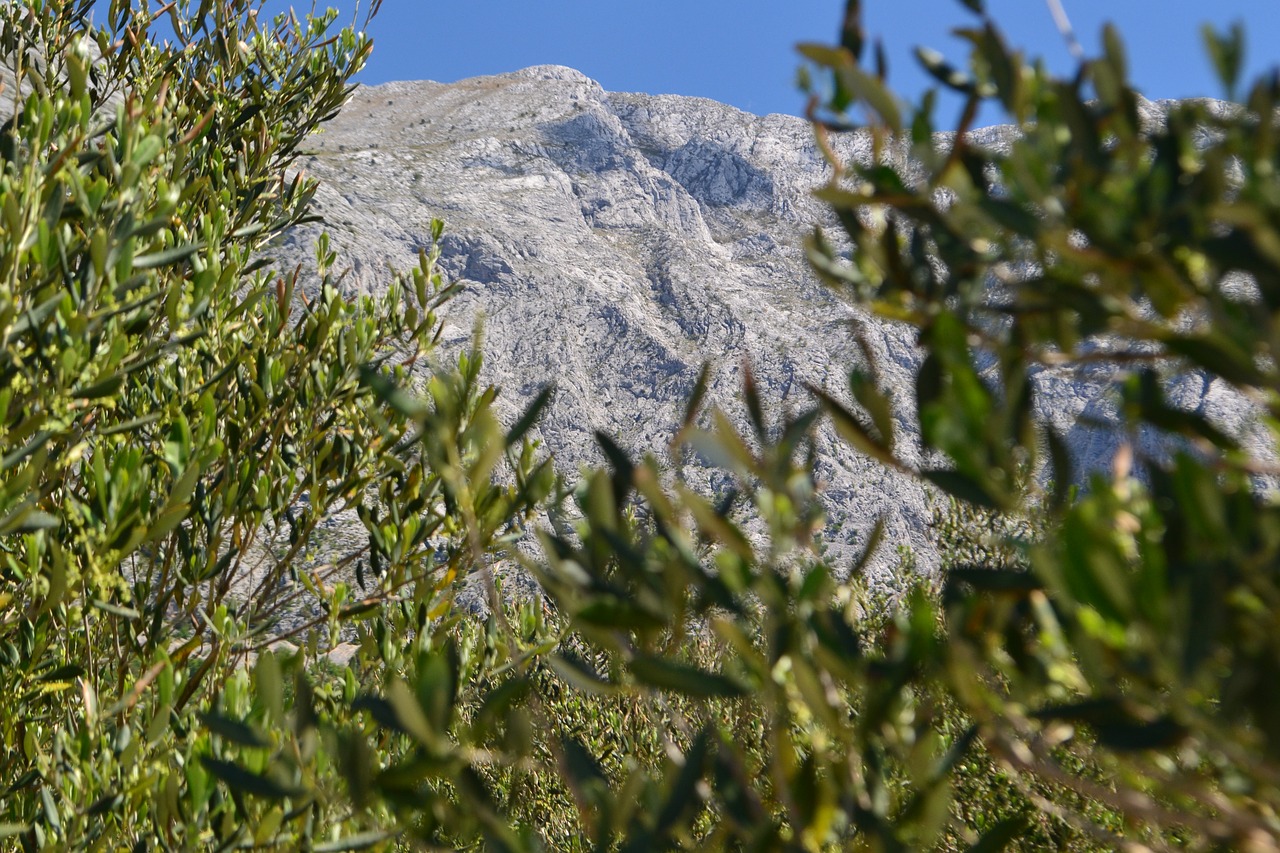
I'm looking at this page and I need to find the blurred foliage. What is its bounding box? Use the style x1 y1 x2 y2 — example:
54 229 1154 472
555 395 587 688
799 0 1280 846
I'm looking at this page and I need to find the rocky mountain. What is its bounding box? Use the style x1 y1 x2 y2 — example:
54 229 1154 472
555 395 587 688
276 66 1271 583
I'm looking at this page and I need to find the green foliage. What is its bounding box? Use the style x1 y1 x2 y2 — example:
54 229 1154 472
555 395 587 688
8 0 1280 850
0 0 549 848
800 0 1280 845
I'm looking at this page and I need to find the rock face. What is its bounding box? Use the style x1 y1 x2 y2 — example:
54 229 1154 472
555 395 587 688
276 66 1270 582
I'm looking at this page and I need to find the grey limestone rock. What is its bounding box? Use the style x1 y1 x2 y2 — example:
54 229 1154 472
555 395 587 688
270 67 1271 583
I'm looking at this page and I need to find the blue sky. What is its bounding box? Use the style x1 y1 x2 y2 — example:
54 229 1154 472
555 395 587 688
286 2 1276 119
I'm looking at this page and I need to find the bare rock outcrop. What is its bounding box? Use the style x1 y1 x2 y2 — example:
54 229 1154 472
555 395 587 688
272 67 1270 582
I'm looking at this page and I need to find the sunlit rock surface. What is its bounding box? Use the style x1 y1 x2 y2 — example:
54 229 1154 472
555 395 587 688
273 67 1271 583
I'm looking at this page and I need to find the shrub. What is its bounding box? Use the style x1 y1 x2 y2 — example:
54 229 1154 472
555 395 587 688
0 0 549 847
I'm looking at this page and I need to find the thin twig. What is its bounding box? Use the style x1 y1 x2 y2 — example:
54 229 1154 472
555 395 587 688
1044 0 1085 61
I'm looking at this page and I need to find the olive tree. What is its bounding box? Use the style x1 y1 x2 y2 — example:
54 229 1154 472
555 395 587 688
0 0 550 848
802 0 1280 845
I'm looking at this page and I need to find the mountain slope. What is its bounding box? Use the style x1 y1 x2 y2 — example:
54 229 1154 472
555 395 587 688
278 66 1268 580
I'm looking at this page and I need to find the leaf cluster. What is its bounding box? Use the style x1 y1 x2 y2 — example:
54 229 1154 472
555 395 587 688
0 1 550 848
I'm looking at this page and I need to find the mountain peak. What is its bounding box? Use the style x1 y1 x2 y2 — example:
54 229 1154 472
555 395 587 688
282 72 1270 582
509 64 601 86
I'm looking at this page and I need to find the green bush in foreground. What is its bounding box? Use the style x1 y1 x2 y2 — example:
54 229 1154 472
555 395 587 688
0 0 549 847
